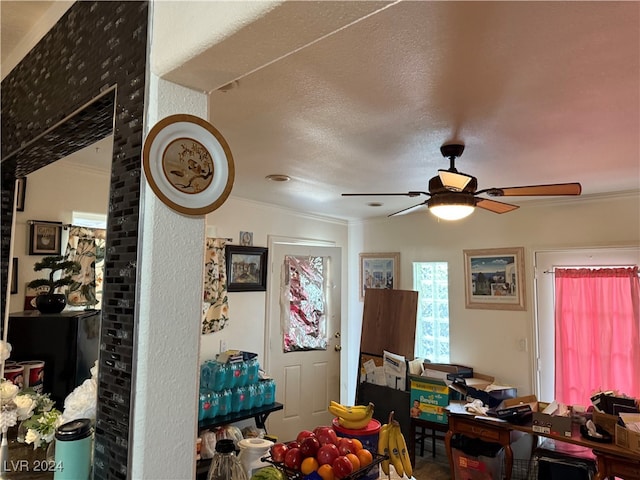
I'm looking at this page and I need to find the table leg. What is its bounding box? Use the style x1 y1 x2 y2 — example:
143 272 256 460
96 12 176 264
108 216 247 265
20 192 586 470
445 429 455 479
408 419 416 467
504 444 513 480
431 427 436 458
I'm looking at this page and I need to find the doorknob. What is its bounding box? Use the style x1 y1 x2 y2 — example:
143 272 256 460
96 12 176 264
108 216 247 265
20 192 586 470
335 344 342 351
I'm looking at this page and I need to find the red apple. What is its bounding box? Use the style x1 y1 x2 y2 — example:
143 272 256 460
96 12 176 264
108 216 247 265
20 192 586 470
317 443 340 466
284 447 303 471
270 442 288 463
337 437 355 455
314 426 339 446
286 440 301 449
333 455 354 479
296 430 315 443
299 436 321 458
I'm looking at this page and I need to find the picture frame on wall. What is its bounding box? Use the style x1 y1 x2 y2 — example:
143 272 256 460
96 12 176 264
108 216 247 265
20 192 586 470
359 252 400 301
225 245 268 292
16 177 26 212
28 221 63 255
10 258 18 294
463 247 526 310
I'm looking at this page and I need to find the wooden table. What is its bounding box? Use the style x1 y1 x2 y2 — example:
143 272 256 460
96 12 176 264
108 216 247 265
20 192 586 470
445 403 640 480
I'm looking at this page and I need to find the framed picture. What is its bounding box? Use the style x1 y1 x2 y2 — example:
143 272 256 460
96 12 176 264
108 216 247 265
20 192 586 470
239 231 253 246
28 221 62 255
225 245 268 292
359 252 400 301
463 247 526 310
10 258 18 294
16 177 26 212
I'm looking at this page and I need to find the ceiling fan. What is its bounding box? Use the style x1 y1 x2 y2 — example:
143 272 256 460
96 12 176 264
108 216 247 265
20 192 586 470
342 143 582 220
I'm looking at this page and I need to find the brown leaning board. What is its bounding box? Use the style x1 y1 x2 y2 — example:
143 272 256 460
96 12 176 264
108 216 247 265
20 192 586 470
360 288 418 359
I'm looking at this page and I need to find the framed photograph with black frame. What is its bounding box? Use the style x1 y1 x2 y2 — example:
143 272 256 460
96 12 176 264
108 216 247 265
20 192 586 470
225 245 268 292
16 177 26 212
28 221 63 255
463 247 526 310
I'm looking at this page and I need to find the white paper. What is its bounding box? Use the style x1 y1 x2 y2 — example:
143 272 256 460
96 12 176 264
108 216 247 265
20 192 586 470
383 350 406 391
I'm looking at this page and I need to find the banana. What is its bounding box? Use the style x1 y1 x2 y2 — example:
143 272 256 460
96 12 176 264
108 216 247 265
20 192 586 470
337 409 373 429
378 422 390 476
394 422 412 478
387 422 404 477
328 401 373 421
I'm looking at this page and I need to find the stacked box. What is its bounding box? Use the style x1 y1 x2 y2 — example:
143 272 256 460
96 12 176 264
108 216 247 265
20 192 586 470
409 375 450 424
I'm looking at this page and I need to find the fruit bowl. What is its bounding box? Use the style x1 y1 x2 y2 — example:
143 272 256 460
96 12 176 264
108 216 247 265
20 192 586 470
261 452 387 480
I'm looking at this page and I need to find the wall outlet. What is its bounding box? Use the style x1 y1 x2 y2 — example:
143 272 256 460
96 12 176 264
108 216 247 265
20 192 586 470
219 340 227 353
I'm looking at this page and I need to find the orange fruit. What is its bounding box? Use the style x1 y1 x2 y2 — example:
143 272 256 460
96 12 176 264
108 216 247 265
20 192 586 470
301 457 319 475
345 453 361 471
317 464 335 480
356 448 373 468
351 438 363 452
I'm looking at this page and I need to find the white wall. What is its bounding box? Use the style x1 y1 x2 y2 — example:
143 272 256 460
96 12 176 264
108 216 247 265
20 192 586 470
345 192 640 402
200 197 348 377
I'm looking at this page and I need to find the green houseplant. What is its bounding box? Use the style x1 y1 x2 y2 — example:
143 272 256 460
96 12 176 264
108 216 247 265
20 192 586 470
27 256 81 314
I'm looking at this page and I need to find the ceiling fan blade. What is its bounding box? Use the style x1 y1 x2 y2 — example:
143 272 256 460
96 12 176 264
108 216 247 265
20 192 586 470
438 170 474 192
478 182 582 197
341 191 428 197
476 198 520 214
388 201 429 217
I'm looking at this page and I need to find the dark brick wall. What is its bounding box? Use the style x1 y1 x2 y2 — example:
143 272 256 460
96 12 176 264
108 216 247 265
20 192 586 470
1 2 148 478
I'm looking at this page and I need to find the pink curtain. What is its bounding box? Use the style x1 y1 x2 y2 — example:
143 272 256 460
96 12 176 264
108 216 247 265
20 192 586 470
554 267 640 405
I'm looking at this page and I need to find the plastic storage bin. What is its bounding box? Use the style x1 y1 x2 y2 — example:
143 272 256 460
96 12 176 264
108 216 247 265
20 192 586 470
451 434 504 480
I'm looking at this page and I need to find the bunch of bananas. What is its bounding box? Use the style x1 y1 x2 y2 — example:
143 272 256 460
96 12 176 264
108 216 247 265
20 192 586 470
327 400 375 430
378 413 412 478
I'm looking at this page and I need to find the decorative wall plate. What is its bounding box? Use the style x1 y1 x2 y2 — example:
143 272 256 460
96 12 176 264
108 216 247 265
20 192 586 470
143 114 235 215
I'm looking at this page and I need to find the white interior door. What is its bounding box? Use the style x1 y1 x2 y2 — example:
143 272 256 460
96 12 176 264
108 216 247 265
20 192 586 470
265 241 341 441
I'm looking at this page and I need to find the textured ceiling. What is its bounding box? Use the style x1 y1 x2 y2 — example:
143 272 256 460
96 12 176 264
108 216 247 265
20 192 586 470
4 1 639 221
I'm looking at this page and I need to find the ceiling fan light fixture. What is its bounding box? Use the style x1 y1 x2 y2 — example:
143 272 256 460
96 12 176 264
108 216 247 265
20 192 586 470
429 194 476 221
438 170 473 192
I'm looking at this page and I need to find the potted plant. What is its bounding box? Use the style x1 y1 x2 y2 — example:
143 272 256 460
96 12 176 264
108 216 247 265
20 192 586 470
27 256 81 314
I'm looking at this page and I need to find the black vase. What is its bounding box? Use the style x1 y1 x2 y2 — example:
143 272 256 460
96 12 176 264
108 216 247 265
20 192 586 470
35 294 66 314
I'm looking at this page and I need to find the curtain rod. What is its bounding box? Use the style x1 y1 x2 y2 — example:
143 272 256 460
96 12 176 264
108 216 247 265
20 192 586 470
543 265 638 274
26 220 104 230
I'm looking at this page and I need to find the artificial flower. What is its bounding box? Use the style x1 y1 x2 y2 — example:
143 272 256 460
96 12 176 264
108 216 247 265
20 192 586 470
22 408 61 450
13 394 36 421
0 341 12 362
0 379 19 401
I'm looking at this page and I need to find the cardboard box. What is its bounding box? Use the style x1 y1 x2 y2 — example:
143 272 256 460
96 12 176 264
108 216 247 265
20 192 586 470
410 374 450 424
592 410 619 436
502 396 572 437
532 412 572 438
615 423 640 454
422 363 473 381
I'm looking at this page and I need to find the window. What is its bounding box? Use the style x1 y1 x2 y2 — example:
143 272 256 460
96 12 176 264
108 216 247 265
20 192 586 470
413 262 450 362
534 247 640 403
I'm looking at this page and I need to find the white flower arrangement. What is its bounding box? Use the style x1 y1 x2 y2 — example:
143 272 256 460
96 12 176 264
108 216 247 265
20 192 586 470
0 342 98 451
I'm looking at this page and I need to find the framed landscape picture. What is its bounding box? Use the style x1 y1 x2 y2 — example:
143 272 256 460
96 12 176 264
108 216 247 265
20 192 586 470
359 252 400 301
225 245 268 292
463 247 526 310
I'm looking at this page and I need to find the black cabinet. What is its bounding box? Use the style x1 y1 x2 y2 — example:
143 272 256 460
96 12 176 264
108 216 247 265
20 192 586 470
7 310 100 408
